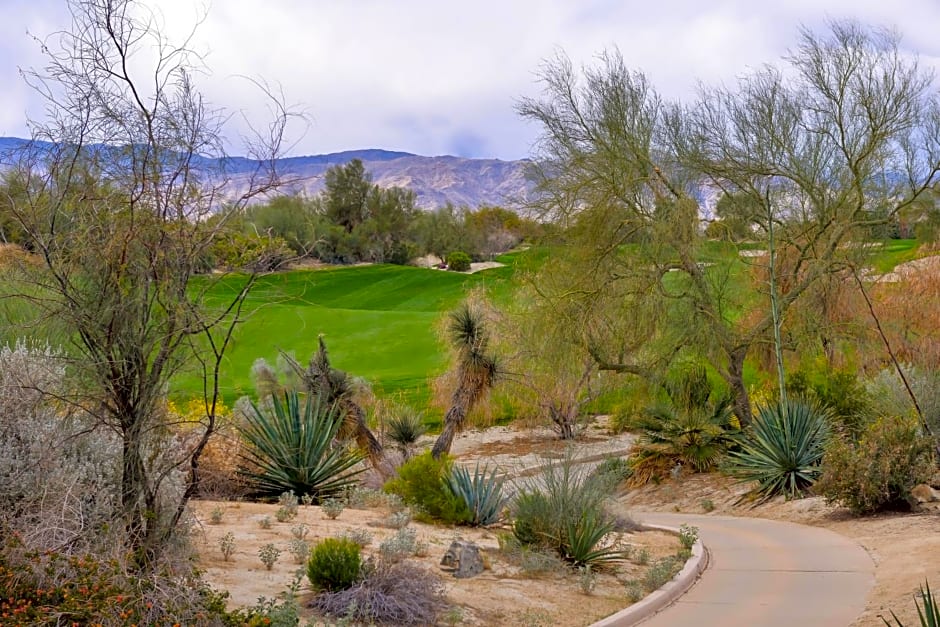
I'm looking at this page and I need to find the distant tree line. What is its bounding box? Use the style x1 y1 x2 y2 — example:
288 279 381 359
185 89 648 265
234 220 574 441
203 158 541 271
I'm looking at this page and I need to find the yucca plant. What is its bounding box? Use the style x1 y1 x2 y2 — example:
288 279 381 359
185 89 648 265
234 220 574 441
386 407 427 459
444 463 508 526
882 581 940 626
563 510 625 568
238 391 365 499
725 398 830 502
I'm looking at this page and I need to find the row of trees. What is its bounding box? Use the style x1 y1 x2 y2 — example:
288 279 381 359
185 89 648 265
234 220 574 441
205 160 540 270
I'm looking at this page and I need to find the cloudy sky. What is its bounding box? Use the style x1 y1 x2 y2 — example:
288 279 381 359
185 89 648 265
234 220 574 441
2 0 939 160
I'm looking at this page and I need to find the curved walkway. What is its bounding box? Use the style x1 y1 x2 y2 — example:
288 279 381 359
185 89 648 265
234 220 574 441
620 511 875 627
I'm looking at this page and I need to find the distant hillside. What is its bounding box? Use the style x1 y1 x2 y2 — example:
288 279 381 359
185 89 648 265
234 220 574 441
0 137 534 210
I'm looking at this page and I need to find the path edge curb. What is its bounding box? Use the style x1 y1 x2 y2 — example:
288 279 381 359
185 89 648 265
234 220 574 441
589 524 708 627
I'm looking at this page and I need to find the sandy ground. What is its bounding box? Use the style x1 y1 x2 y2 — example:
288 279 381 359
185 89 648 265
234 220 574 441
192 418 670 626
620 472 940 627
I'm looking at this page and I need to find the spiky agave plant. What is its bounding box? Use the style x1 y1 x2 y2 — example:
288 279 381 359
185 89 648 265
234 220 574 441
444 463 508 526
726 398 830 502
238 391 365 500
431 302 499 458
882 580 940 627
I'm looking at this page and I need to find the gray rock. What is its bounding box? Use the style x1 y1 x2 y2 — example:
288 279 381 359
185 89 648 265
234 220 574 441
440 539 484 579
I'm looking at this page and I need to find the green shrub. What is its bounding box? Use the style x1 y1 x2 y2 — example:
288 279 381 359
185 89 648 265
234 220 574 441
726 398 830 502
815 415 934 514
238 392 365 499
306 537 362 591
444 463 507 526
383 452 472 524
446 251 472 272
787 368 871 438
512 453 626 568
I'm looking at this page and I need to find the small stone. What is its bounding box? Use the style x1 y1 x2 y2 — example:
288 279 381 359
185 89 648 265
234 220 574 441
911 484 940 503
440 540 484 579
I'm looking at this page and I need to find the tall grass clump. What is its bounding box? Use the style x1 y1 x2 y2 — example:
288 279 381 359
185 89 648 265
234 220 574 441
726 398 830 501
511 452 626 568
238 392 364 500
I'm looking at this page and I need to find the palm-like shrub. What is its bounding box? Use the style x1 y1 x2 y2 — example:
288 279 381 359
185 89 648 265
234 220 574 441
386 407 427 458
444 463 507 526
628 398 736 485
238 392 364 499
726 398 830 502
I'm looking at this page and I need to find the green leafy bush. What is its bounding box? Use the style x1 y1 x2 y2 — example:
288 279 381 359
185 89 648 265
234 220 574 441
307 537 363 591
512 454 626 568
590 456 633 488
383 452 472 524
787 368 871 438
446 251 472 272
238 392 365 499
816 415 934 514
726 398 830 502
444 463 507 526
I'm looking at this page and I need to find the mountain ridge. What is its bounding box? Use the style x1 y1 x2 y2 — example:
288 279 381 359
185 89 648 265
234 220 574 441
0 137 533 210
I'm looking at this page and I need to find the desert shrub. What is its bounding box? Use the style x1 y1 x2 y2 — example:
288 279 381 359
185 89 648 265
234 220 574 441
816 415 934 514
787 368 871 438
590 456 633 488
378 527 425 563
446 250 472 272
310 560 446 626
0 532 234 626
512 453 626 567
0 343 187 553
642 556 682 592
867 365 940 435
383 452 472 524
238 391 365 499
725 398 831 501
444 462 507 526
258 543 281 570
306 537 362 591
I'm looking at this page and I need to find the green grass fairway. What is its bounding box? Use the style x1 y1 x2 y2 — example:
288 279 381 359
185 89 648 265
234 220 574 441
174 261 519 412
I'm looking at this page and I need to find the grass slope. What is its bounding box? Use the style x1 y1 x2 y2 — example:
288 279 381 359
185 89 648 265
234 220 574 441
175 261 517 411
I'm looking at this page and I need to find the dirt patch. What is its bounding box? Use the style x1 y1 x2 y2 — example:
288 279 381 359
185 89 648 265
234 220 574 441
192 500 680 626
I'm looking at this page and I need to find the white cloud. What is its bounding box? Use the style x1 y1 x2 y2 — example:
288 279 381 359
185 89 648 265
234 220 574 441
1 0 939 159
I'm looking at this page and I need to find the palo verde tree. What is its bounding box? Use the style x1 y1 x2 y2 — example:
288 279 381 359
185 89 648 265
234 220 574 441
3 0 297 563
519 22 940 425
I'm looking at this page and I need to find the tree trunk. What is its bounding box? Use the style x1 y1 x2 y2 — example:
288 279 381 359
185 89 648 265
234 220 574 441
344 401 392 477
726 349 752 427
432 404 467 459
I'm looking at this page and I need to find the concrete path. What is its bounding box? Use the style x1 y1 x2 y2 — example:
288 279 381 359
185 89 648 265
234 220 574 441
625 511 875 627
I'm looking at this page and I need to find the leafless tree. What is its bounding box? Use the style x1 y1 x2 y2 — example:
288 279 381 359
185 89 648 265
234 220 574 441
2 0 300 563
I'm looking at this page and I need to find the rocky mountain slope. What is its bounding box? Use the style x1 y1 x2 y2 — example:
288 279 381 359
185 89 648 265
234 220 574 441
0 137 534 210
